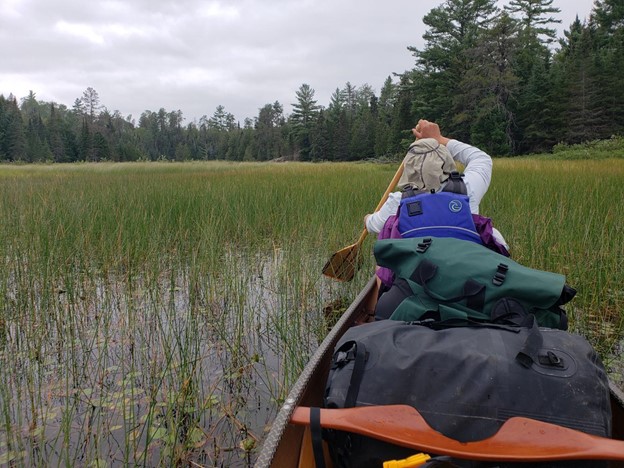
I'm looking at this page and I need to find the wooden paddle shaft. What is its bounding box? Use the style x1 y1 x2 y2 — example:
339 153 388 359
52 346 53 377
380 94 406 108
321 163 405 282
355 163 404 247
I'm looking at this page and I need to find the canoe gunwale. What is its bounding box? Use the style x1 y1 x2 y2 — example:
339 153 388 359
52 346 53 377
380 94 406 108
254 276 377 468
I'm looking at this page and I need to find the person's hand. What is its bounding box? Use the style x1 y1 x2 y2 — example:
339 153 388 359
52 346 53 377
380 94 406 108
412 119 450 145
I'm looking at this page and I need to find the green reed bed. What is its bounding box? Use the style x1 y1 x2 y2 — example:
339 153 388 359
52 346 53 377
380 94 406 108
0 161 376 466
0 159 621 466
484 158 624 379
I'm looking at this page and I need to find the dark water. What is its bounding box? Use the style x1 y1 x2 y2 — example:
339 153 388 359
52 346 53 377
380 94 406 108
0 253 347 467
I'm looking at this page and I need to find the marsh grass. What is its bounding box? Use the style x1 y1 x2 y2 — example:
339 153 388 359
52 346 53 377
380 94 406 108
0 158 622 466
483 159 624 377
0 161 375 466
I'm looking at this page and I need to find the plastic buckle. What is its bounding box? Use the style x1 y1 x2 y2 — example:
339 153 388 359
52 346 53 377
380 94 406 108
416 238 432 253
492 263 509 286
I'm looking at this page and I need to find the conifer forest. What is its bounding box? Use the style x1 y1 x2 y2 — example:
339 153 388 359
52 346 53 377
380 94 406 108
1 0 623 162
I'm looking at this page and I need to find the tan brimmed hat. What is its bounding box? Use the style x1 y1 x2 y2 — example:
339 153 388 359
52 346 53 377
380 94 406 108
398 138 456 191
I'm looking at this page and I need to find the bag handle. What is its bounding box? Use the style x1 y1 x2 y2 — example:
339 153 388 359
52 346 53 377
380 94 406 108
328 341 368 408
411 316 543 368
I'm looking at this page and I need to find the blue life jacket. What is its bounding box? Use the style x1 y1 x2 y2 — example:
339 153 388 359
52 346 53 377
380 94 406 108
397 172 483 245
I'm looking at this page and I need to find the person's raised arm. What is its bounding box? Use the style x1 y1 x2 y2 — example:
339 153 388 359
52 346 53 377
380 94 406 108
414 119 491 213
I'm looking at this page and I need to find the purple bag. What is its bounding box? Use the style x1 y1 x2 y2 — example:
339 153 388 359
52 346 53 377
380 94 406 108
472 214 510 257
375 215 400 287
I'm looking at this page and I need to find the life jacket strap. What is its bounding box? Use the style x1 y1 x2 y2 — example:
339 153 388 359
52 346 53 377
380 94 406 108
441 171 467 195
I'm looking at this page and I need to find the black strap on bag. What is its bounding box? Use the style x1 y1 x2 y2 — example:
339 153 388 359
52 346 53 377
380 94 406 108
415 315 544 370
323 342 369 467
344 342 368 408
329 340 369 408
441 171 468 195
417 314 544 369
515 316 544 368
310 407 326 468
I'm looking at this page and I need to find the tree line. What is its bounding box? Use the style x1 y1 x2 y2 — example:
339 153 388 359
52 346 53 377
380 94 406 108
1 0 622 163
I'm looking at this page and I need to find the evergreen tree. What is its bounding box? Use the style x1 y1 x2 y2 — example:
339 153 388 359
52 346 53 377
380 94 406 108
17 91 52 161
166 109 185 158
554 18 602 143
504 0 560 152
461 12 520 155
93 132 111 161
62 128 80 162
290 84 320 161
342 82 358 122
310 109 331 161
350 103 376 160
392 72 420 151
226 126 252 161
374 76 397 158
326 88 347 160
331 109 351 161
208 105 236 131
591 0 624 33
254 102 285 161
504 0 560 44
516 58 559 152
354 83 375 110
79 118 95 161
81 87 101 124
0 95 26 161
25 114 52 162
137 110 159 160
328 88 346 112
408 0 499 139
589 0 624 137
174 142 192 161
72 98 85 116
20 90 42 118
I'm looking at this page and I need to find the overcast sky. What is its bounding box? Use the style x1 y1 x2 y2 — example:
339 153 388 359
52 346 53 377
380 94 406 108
1 0 596 124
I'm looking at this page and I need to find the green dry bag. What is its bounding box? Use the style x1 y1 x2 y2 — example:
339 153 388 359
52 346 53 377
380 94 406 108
374 236 575 329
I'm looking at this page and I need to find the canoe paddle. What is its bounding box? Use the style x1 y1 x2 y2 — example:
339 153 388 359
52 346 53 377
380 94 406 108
291 405 624 462
322 163 404 282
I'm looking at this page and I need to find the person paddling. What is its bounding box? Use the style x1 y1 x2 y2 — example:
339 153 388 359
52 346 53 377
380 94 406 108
364 119 509 319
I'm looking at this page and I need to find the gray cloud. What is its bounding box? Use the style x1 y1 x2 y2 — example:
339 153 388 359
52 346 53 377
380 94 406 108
1 0 595 124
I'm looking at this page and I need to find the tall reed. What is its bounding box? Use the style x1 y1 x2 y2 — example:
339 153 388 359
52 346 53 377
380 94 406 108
484 159 624 361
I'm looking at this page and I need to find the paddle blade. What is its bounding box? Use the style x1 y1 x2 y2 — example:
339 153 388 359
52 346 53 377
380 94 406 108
322 243 361 282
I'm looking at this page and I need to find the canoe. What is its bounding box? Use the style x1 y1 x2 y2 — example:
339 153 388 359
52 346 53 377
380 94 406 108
255 276 624 468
